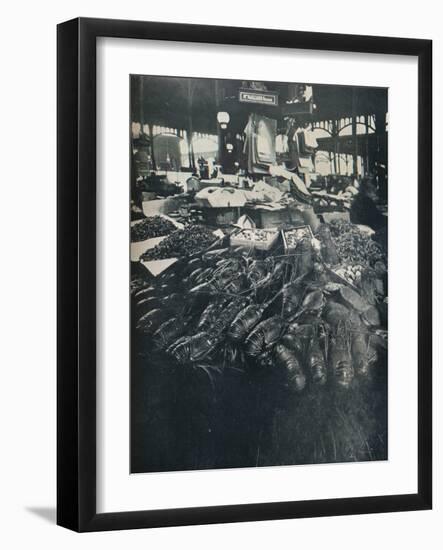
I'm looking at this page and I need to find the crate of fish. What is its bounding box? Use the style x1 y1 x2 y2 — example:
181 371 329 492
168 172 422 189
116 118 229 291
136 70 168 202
281 225 314 255
230 228 279 251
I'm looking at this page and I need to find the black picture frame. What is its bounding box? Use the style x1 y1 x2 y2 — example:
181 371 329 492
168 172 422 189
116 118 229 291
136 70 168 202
57 17 432 532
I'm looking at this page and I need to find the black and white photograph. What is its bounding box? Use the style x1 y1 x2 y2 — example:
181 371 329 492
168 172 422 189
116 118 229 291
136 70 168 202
0 0 436 543
130 75 388 474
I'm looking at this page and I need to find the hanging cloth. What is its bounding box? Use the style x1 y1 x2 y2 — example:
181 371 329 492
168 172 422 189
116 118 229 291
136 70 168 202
304 128 318 149
243 114 277 174
298 128 318 155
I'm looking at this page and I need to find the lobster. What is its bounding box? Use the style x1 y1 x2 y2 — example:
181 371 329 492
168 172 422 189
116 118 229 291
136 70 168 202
222 273 247 295
132 285 155 303
209 297 249 336
247 258 289 295
169 331 221 364
197 297 230 331
274 343 306 392
135 295 161 319
292 289 325 321
159 269 179 285
188 281 219 295
202 247 230 263
185 266 206 288
307 328 328 385
244 316 286 357
169 297 248 364
246 259 269 286
194 266 215 285
361 305 381 327
136 308 166 334
294 235 314 278
338 285 370 313
184 257 203 276
153 316 187 350
188 260 246 296
280 331 305 358
281 321 327 385
359 267 380 306
136 291 183 323
278 278 306 319
323 300 350 325
328 321 354 388
227 297 274 342
351 327 369 378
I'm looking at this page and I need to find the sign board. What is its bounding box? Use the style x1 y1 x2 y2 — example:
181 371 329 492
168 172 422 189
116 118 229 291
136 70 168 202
239 88 278 106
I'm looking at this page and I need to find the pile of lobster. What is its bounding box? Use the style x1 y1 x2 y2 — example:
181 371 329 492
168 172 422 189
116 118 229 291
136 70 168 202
131 228 387 393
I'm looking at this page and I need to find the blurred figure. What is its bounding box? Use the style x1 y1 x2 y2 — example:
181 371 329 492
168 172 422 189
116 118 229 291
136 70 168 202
350 178 386 231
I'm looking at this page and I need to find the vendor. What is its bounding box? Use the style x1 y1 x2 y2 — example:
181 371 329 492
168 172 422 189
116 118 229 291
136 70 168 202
350 178 386 231
132 175 145 209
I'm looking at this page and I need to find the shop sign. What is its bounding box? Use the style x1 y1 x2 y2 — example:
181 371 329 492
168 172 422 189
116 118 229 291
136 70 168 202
239 89 279 106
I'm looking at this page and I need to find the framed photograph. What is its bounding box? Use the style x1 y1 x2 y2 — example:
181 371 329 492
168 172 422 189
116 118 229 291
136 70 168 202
57 17 432 532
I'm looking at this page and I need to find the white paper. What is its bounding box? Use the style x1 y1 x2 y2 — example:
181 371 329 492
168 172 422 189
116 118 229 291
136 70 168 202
97 37 418 513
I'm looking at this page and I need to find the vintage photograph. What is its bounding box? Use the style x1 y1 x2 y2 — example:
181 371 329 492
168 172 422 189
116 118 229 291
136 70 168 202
130 75 388 474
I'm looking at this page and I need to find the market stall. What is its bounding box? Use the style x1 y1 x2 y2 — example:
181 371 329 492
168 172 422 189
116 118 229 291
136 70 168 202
130 75 388 473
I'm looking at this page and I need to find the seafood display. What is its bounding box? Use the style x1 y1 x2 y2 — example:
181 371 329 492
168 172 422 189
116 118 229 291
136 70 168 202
132 221 387 392
131 214 387 472
131 215 176 242
329 220 385 268
230 228 279 251
140 225 218 261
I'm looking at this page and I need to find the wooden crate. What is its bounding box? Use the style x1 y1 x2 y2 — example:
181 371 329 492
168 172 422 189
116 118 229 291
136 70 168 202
230 228 279 251
281 225 314 255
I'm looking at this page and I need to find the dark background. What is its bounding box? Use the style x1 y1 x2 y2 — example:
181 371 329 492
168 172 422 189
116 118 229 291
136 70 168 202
131 333 387 473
